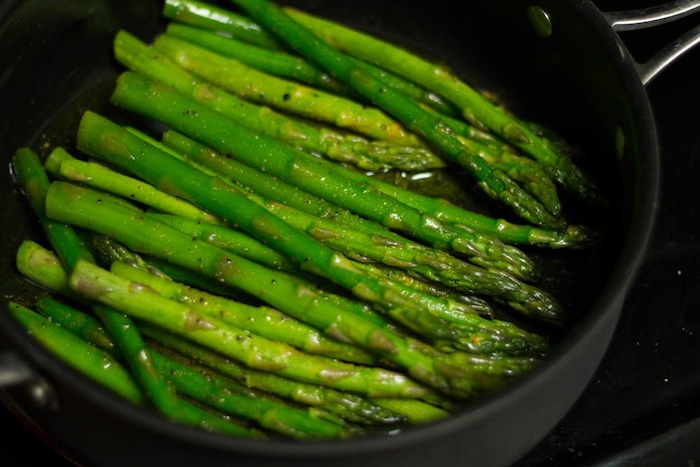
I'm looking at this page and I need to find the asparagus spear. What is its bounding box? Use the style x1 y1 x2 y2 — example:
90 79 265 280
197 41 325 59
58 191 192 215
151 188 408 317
164 22 461 118
149 347 358 439
32 297 341 439
141 324 448 425
86 107 566 326
16 240 74 300
360 173 598 249
67 257 440 399
224 0 564 228
150 27 559 204
163 0 284 50
16 242 441 425
35 296 356 439
110 260 379 365
151 33 421 146
163 125 587 252
44 179 531 398
78 111 508 334
86 234 548 358
146 214 290 270
16 242 428 425
135 219 542 354
165 22 348 95
158 132 563 326
161 1 539 147
45 147 220 224
235 187 564 321
12 148 191 422
43 297 354 439
161 129 579 257
46 171 543 358
9 302 264 438
9 301 143 403
108 73 543 280
289 141 598 249
156 24 559 208
161 0 591 210
281 5 604 206
113 29 445 172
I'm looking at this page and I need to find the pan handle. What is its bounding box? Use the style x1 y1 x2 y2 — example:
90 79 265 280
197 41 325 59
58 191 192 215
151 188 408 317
601 0 700 85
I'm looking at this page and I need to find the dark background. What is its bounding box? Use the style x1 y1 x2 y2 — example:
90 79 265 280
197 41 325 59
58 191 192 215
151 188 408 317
1 0 699 465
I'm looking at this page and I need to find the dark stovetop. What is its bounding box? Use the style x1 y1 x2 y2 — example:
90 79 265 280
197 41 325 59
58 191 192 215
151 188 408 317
1 1 699 466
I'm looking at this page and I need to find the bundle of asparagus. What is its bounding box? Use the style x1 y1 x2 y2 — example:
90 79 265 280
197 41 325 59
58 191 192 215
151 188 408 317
8 0 605 441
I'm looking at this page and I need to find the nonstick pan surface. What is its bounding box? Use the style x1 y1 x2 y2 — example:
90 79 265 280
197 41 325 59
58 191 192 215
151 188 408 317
0 0 671 465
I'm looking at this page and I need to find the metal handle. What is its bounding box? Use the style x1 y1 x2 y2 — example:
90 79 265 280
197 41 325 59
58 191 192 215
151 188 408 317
602 1 700 85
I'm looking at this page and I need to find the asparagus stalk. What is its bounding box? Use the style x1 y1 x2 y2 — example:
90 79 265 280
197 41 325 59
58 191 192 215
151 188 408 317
158 22 552 182
163 0 284 50
9 302 264 438
30 297 322 438
281 5 604 206
161 0 591 210
149 347 358 439
44 147 220 224
17 243 419 425
9 301 143 403
156 134 565 322
113 29 445 172
360 173 599 249
82 234 545 363
78 111 507 335
160 129 428 243
155 136 566 326
125 179 525 347
139 228 532 355
16 240 74 300
83 108 566 326
235 187 564 323
67 257 439 399
164 22 461 118
12 148 191 422
163 127 588 251
12 148 96 270
36 296 356 439
142 324 450 425
151 33 420 146
146 214 290 270
290 141 598 249
225 0 564 228
161 1 547 151
110 260 379 365
165 21 348 95
44 179 526 399
108 73 543 280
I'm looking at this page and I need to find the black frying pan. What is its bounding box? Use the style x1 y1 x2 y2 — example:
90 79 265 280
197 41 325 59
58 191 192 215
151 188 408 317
0 1 697 466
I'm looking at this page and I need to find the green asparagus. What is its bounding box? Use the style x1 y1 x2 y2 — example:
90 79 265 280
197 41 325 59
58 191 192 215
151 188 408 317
141 324 448 425
281 5 605 206
9 301 264 438
152 33 420 146
108 73 546 280
226 0 564 228
12 148 191 422
113 29 445 172
110 260 379 365
164 22 461 118
31 297 340 439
